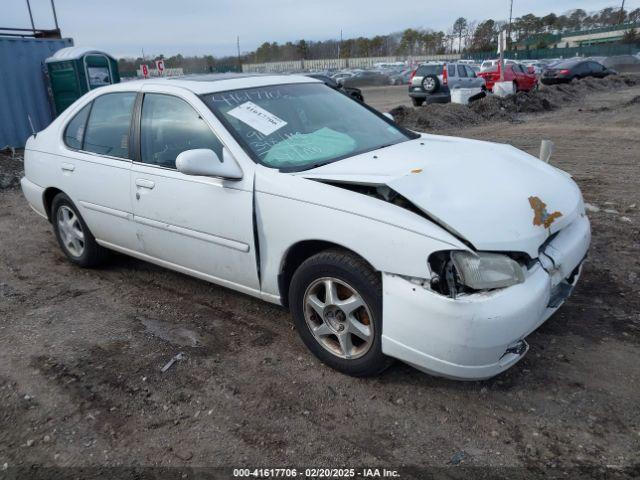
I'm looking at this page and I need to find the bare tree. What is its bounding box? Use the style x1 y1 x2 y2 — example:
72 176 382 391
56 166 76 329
452 17 468 52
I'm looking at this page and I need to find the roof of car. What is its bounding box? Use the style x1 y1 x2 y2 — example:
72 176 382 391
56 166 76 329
113 73 319 95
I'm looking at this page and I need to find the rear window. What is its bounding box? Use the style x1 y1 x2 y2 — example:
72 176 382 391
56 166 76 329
64 104 91 150
416 64 443 76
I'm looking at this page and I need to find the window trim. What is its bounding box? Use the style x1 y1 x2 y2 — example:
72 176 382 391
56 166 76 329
61 91 138 162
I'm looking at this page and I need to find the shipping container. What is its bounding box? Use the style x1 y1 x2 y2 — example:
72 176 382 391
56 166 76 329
0 36 72 149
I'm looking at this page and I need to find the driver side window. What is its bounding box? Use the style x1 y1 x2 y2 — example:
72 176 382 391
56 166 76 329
140 94 223 169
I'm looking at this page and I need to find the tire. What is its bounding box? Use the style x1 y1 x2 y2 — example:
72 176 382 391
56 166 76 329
289 249 393 377
51 192 108 268
421 74 440 93
411 97 424 107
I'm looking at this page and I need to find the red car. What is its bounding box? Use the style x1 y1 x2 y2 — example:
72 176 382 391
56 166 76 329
478 63 538 93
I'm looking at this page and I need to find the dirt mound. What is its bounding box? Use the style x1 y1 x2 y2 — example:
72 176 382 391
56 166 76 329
390 102 483 131
392 74 638 132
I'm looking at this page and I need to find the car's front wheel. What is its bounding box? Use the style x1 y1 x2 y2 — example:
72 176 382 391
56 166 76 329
289 249 392 376
51 193 108 267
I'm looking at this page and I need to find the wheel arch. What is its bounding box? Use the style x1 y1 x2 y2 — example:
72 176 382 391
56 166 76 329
277 239 376 309
42 187 65 222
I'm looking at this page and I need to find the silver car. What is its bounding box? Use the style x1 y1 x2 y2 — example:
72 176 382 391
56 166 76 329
409 63 486 106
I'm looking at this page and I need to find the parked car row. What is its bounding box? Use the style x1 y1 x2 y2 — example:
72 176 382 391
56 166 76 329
300 54 617 107
406 55 617 105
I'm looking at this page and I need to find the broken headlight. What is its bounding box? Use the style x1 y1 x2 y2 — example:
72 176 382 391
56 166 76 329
451 251 525 290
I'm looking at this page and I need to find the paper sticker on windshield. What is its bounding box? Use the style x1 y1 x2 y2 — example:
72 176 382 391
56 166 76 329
227 101 287 136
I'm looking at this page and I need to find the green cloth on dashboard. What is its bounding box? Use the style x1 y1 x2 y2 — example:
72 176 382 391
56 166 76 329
263 127 357 167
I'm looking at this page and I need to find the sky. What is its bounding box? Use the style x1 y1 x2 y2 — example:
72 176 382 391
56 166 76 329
5 0 639 58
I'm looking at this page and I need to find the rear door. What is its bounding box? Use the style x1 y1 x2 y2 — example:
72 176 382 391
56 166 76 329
574 62 589 79
513 65 528 89
588 62 606 78
447 64 457 88
456 64 469 87
130 85 259 292
59 90 139 251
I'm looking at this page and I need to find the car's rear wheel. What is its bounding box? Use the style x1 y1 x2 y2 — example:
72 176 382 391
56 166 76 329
51 193 108 267
289 249 393 376
411 97 424 107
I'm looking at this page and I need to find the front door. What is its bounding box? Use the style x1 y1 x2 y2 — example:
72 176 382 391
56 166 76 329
130 91 259 293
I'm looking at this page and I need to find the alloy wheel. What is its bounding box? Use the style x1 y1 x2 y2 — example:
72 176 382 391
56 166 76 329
303 277 374 359
57 205 85 257
423 77 435 91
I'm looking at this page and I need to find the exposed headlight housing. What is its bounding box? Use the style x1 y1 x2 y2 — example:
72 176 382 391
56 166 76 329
450 251 525 290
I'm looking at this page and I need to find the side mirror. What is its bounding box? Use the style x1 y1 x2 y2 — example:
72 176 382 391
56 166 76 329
176 148 243 179
383 112 395 122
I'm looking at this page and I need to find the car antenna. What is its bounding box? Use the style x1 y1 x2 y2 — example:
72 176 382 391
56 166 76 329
27 114 37 138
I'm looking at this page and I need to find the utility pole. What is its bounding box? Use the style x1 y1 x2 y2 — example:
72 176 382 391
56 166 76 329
25 0 36 34
506 0 514 52
618 0 626 24
237 35 241 71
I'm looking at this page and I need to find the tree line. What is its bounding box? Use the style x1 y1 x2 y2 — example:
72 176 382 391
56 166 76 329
117 6 640 74
251 6 640 61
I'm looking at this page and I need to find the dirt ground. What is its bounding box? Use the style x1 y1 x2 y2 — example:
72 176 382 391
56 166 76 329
1 79 639 478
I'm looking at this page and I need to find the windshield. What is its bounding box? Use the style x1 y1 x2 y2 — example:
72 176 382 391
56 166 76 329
202 83 413 170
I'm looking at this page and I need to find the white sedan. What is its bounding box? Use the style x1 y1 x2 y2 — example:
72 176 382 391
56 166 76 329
21 74 590 379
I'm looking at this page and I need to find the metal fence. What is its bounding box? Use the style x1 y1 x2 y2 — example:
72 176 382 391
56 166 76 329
0 36 73 148
242 54 461 73
463 42 640 61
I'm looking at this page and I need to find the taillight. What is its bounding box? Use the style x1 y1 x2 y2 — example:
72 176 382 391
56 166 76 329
560 69 570 75
408 69 417 84
442 65 448 86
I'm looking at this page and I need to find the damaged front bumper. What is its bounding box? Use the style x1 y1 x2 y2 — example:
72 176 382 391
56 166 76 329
381 214 590 380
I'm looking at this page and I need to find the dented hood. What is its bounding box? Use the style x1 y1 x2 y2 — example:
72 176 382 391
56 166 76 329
300 135 583 258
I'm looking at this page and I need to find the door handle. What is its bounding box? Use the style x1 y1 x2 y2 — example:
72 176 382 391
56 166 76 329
135 179 155 189
61 163 75 172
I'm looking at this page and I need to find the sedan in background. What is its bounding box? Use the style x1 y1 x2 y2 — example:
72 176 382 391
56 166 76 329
331 71 356 84
341 70 390 87
305 73 364 102
541 60 614 84
478 63 538 92
388 68 413 85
